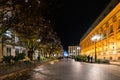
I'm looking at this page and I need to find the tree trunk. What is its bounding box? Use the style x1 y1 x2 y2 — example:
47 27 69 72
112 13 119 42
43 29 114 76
28 50 34 61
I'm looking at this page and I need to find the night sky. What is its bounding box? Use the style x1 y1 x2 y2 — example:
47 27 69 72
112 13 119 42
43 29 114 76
52 0 111 51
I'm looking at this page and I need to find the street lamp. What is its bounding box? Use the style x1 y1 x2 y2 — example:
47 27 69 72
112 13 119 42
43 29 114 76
91 34 101 62
37 39 41 61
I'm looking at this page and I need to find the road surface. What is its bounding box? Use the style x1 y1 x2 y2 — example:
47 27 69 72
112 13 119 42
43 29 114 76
18 59 120 80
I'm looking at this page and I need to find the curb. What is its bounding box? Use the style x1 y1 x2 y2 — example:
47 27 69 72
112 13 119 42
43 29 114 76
0 68 30 80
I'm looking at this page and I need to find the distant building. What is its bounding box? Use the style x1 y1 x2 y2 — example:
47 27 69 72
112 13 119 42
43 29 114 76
68 46 80 56
80 0 120 61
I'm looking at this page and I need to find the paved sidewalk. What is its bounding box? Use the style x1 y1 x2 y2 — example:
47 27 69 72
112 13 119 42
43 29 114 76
0 59 56 80
110 61 120 66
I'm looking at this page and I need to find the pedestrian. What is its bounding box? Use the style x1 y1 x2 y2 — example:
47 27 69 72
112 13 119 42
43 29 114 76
87 55 90 62
90 56 93 63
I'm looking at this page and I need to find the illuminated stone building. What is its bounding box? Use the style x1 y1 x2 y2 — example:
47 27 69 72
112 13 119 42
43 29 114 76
68 46 80 56
80 0 120 61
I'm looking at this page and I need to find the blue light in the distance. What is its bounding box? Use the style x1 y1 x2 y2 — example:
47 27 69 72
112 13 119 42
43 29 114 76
64 51 68 57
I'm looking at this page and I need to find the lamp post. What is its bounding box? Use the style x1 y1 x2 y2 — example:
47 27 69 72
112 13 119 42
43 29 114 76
91 34 101 62
37 39 41 61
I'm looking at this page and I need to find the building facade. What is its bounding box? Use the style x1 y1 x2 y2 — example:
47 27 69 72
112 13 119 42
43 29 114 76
68 46 80 56
0 30 27 60
80 0 120 61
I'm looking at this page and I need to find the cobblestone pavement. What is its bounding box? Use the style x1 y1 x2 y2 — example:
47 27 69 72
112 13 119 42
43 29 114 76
18 59 120 80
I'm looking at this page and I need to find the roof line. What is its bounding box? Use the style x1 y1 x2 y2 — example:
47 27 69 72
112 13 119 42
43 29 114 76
80 0 119 42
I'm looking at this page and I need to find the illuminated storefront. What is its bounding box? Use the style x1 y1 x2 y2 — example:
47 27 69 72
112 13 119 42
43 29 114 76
80 0 120 61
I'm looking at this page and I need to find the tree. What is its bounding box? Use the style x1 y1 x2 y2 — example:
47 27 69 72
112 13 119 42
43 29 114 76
13 21 43 60
0 0 59 36
0 0 63 61
0 0 14 36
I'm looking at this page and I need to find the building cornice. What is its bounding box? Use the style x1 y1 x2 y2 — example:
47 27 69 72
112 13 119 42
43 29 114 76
80 0 120 42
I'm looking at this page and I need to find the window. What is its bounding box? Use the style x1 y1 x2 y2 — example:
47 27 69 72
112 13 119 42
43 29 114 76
110 57 112 60
118 57 120 60
112 16 117 22
103 57 106 60
6 47 11 56
112 43 114 51
103 31 106 38
109 25 113 34
118 25 120 30
99 27 103 32
15 48 19 55
105 22 109 28
118 20 120 32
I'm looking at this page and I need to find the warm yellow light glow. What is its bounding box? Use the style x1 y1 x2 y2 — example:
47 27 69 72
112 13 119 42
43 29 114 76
80 2 120 61
91 35 101 42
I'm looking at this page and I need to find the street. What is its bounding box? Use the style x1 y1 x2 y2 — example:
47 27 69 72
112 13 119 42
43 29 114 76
18 59 120 80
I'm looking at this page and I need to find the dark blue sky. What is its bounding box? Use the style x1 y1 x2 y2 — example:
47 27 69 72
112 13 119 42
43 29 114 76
53 0 111 50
